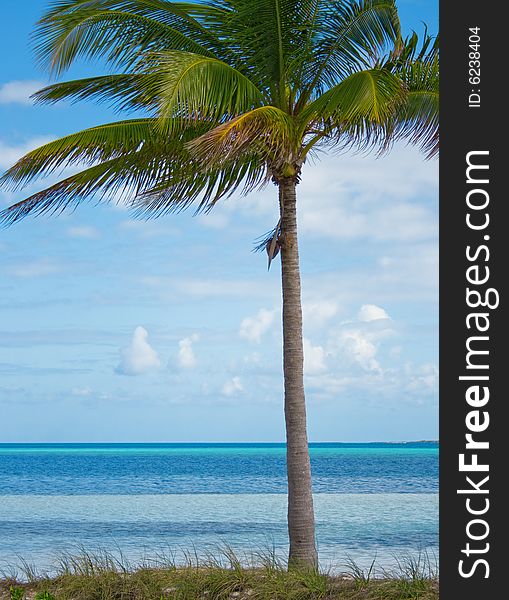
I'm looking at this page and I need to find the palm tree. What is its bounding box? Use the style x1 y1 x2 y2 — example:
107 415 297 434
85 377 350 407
0 0 438 568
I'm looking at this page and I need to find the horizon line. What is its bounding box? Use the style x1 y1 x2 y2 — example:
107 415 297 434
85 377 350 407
0 439 439 445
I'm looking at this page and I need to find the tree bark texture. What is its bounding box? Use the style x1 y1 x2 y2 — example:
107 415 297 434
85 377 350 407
279 177 318 569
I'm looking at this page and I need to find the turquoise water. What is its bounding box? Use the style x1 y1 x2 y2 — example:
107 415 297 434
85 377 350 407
0 443 438 572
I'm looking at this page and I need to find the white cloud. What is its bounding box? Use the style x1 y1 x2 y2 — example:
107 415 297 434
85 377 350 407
300 195 436 243
325 307 396 374
0 136 55 171
297 147 438 243
390 345 403 358
358 304 390 322
0 80 44 105
6 258 63 278
143 276 274 300
300 243 438 308
222 376 243 397
303 300 338 330
406 363 439 392
375 244 439 298
178 335 198 369
243 352 262 365
197 212 231 229
116 326 161 375
66 226 100 239
71 387 92 397
239 308 275 343
303 338 327 375
118 220 178 238
339 330 381 372
298 302 438 407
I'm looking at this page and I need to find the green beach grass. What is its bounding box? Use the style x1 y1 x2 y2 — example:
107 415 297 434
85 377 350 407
1 549 438 600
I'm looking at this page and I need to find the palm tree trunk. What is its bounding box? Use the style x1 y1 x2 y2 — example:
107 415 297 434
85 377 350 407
279 176 318 569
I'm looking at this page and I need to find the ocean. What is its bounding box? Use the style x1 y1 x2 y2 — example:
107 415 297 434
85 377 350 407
0 443 438 573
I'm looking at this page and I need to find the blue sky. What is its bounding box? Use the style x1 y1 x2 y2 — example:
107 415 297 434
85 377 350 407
0 1 438 443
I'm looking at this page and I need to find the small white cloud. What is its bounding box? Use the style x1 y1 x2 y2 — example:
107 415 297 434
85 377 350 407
357 304 390 322
197 212 230 229
117 326 161 376
143 276 272 300
303 338 327 375
66 226 100 239
339 330 381 372
178 335 198 369
222 376 243 397
118 219 177 238
7 258 62 278
303 300 338 330
243 352 262 365
239 308 275 343
406 363 439 392
390 345 403 358
71 387 92 397
0 80 44 105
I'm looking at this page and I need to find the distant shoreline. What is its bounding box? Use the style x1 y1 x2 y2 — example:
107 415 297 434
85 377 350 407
0 440 439 448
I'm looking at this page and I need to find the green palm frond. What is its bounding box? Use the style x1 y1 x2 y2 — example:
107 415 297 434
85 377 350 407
134 154 268 218
383 31 439 158
34 0 230 74
299 0 401 102
32 73 164 111
0 157 158 226
187 106 296 171
0 119 178 189
223 0 336 105
152 51 266 127
0 148 267 226
392 29 438 66
390 61 439 158
396 90 438 158
301 68 403 130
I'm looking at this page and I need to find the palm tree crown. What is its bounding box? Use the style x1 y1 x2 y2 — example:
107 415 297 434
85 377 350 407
0 0 438 224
